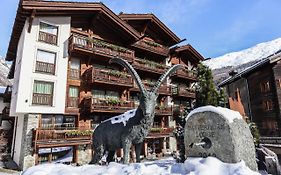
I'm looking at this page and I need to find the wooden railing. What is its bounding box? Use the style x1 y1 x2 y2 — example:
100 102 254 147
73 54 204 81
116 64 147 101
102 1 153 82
131 82 171 95
148 127 174 137
173 69 197 80
132 39 169 56
35 61 55 74
33 129 92 144
133 58 168 74
67 97 79 108
69 68 80 79
32 93 53 106
172 86 196 98
83 67 133 87
69 32 135 62
155 106 172 115
38 31 57 45
82 97 135 113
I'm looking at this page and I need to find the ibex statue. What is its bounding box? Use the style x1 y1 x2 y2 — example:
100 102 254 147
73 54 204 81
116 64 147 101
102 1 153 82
90 57 182 164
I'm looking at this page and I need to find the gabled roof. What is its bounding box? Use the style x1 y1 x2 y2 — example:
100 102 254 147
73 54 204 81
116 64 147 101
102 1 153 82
218 51 281 87
119 13 180 46
6 0 141 61
171 44 204 64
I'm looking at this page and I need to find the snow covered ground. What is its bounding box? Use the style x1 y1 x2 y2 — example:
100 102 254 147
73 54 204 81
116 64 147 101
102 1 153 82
19 157 261 175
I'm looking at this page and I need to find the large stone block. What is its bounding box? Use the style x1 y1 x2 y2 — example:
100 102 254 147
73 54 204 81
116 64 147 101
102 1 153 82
184 106 257 171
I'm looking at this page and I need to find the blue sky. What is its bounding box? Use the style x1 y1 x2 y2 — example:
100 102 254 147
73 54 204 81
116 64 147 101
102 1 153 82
1 0 281 59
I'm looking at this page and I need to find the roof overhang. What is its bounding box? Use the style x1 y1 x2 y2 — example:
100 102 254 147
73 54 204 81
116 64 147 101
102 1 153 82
6 0 141 61
174 44 204 63
119 13 180 46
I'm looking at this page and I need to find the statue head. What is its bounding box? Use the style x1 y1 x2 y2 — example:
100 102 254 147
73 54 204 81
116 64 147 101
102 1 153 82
109 57 183 118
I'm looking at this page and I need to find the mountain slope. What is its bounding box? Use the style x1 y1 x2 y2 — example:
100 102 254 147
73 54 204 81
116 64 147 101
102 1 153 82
204 37 281 70
203 37 281 85
0 58 12 87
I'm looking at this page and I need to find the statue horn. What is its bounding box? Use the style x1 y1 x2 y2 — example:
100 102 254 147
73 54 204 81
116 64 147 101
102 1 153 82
109 57 147 94
151 64 183 93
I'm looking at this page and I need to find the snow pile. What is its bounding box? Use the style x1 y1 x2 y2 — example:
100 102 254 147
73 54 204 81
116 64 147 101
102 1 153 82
204 37 281 70
102 109 137 126
21 157 260 175
186 105 243 123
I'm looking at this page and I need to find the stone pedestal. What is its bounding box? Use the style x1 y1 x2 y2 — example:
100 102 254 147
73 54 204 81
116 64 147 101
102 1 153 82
184 106 258 171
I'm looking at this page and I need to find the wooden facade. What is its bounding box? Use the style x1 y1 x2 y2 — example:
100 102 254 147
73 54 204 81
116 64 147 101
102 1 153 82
220 54 281 137
6 0 203 165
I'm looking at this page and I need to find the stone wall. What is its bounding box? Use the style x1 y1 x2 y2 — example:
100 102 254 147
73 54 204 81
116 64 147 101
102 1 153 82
18 114 39 170
77 145 92 165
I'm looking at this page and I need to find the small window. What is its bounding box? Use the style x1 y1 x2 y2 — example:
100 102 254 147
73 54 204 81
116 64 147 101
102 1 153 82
32 81 54 106
260 81 270 93
35 50 56 74
38 22 58 45
67 86 79 108
69 58 80 79
262 100 273 111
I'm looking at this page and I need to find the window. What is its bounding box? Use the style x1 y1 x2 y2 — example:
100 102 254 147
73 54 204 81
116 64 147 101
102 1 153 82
35 50 56 74
276 79 281 88
260 81 270 93
262 100 273 111
32 81 54 106
38 22 58 45
68 86 79 107
69 58 80 79
40 115 76 129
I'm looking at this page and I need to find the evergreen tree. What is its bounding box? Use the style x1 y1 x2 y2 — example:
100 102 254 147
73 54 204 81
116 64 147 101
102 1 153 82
196 63 219 107
217 88 227 107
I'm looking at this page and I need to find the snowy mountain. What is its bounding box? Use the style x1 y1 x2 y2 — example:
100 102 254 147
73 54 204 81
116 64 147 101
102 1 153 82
0 57 12 87
204 37 281 70
203 37 281 85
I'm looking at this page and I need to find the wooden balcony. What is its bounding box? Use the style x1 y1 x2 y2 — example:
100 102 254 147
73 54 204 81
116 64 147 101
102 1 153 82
147 127 174 138
132 58 168 74
38 31 57 45
67 97 79 108
132 39 169 56
155 106 172 116
32 93 53 106
82 97 135 114
33 128 92 149
69 31 134 62
35 61 55 75
172 87 196 98
172 69 197 81
69 68 80 79
82 67 133 87
130 81 171 95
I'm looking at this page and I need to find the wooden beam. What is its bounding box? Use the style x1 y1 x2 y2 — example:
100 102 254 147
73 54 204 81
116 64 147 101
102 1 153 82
28 9 36 33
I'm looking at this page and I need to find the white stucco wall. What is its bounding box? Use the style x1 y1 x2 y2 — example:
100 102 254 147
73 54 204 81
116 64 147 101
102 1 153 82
10 16 71 115
13 115 24 165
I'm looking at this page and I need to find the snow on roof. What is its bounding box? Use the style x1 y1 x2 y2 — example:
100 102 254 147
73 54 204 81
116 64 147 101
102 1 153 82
186 105 243 123
102 109 137 126
21 157 259 175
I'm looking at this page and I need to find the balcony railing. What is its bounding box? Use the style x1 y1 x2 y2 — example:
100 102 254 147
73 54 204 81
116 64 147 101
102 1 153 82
132 39 169 56
35 61 55 75
173 69 197 80
172 86 196 98
155 106 172 116
67 97 79 108
82 67 133 87
69 32 134 62
132 58 167 74
82 97 135 113
38 31 57 45
33 128 92 147
69 68 80 79
32 93 53 106
147 127 174 138
131 81 171 95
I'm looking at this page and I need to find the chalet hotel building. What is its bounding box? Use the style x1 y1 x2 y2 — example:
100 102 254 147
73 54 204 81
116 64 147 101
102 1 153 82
5 0 203 170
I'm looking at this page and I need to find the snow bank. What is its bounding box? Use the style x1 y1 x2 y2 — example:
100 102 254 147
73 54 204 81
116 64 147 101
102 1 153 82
21 157 260 175
186 106 243 123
